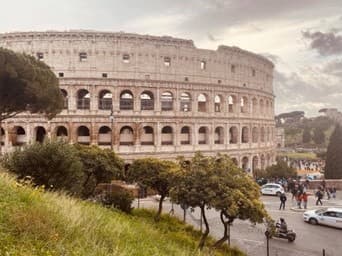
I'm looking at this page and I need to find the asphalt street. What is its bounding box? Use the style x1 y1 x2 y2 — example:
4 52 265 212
134 192 342 256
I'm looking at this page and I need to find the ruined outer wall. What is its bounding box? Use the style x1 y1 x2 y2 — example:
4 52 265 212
0 31 276 171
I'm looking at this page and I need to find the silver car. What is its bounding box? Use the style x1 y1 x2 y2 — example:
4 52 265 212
303 208 342 228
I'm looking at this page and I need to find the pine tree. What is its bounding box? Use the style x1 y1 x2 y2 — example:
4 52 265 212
302 126 311 143
313 127 325 145
325 124 342 179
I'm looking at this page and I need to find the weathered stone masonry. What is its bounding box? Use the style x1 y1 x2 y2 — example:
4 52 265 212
0 31 276 172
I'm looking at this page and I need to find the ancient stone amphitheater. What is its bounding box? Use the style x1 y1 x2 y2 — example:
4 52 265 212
0 31 276 171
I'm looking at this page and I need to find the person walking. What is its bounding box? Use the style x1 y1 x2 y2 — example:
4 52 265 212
279 192 287 210
316 189 323 206
297 192 303 209
302 192 308 209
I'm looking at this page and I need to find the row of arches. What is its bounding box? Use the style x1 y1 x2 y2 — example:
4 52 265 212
3 124 275 147
61 88 274 115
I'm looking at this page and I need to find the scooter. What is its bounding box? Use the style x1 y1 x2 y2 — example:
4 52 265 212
265 223 296 242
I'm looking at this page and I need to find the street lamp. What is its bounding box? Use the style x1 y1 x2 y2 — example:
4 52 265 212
109 105 114 150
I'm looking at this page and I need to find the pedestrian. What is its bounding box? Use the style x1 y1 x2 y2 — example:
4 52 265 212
297 192 303 209
279 192 287 210
316 189 323 206
332 187 337 199
326 188 331 200
302 192 308 209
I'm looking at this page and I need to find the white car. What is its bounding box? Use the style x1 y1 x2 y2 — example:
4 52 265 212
260 183 284 196
303 208 342 229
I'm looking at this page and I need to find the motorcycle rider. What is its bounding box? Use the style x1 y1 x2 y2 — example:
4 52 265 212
278 218 288 234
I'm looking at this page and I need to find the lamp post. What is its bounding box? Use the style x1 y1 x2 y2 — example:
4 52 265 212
109 105 114 150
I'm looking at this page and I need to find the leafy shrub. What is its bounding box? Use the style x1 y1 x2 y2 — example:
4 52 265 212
101 190 134 213
2 140 84 195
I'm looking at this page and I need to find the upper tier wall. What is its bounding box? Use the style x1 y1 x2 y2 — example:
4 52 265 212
0 31 274 93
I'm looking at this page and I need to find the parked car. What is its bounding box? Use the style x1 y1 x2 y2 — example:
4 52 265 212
303 208 342 228
261 183 284 196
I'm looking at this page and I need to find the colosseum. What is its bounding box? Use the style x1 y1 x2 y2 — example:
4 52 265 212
0 31 276 172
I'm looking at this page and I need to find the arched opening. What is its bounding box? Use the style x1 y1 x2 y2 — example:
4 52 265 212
77 89 90 110
214 95 222 112
140 91 154 110
252 127 258 143
198 126 208 144
215 126 224 144
228 95 236 113
35 126 46 143
260 127 265 142
266 154 271 167
259 99 264 114
240 96 248 113
229 126 238 144
61 89 68 109
260 154 265 170
98 90 113 110
180 92 191 112
120 90 134 110
161 91 173 111
98 126 112 145
161 126 173 145
0 127 5 146
266 127 270 142
252 98 257 114
241 126 249 143
77 126 90 145
56 126 68 141
12 126 26 146
242 156 249 172
141 126 154 145
197 93 207 112
180 126 191 145
265 100 269 115
120 126 134 145
252 156 259 172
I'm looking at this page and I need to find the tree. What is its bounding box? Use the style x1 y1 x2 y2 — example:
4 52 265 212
207 155 268 248
170 153 214 249
265 159 296 179
302 126 311 143
127 158 179 221
75 145 124 197
325 125 342 179
0 48 63 153
313 127 325 145
2 140 84 195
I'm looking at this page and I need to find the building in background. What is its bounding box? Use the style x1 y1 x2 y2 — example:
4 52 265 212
0 31 276 172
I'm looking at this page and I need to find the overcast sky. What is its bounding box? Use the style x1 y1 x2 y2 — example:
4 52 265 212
1 0 342 117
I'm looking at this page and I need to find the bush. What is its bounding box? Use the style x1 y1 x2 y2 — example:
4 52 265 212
74 145 124 198
100 190 134 214
2 140 84 195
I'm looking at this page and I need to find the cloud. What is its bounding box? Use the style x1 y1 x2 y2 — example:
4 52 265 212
322 59 342 76
274 68 342 116
302 30 342 56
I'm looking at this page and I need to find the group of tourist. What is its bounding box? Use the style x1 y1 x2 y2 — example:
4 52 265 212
278 178 337 210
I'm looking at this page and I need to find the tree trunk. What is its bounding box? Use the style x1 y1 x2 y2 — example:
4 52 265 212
0 117 3 156
198 204 210 250
155 194 165 222
212 210 234 248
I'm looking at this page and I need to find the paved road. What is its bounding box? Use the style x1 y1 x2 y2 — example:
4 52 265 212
134 192 342 256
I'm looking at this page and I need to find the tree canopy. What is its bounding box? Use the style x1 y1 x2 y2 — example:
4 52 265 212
75 145 124 197
0 47 63 121
127 157 179 221
264 159 297 178
325 125 342 179
171 153 268 249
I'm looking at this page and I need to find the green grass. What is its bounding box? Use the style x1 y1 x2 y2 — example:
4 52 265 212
0 170 244 256
278 152 318 160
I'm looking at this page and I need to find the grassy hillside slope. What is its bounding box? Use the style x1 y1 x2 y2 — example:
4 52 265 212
0 170 243 256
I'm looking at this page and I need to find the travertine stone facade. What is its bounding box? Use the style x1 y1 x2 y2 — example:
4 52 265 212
0 31 276 172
